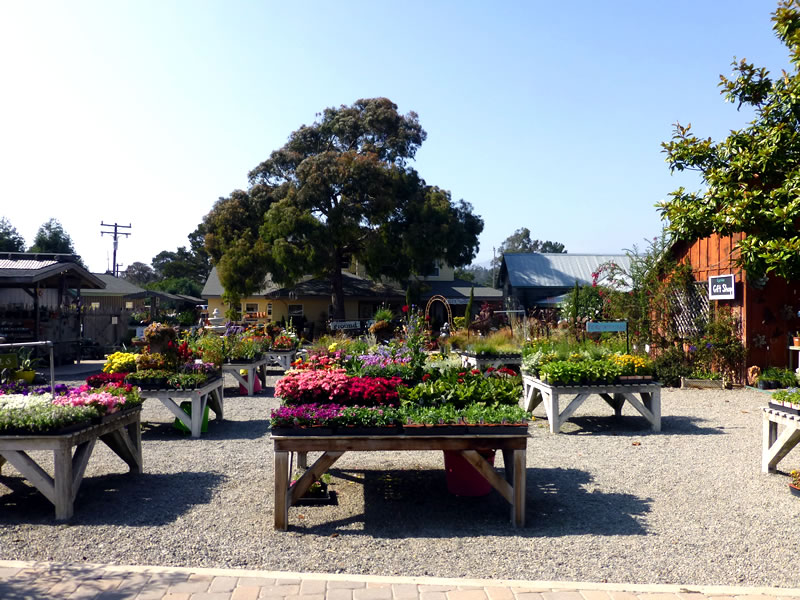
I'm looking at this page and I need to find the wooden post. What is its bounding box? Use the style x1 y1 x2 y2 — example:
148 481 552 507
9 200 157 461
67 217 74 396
274 451 290 531
512 448 526 527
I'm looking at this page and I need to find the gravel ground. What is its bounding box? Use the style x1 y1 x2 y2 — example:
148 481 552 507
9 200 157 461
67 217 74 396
1 372 799 588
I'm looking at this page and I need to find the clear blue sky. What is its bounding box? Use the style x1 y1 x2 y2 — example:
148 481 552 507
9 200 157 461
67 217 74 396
0 1 790 273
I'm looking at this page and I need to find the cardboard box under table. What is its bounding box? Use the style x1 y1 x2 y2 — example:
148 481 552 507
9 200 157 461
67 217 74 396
0 407 143 520
271 431 528 530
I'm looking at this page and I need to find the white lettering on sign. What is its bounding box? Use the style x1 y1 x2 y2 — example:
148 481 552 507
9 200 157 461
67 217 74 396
708 274 735 300
329 320 362 330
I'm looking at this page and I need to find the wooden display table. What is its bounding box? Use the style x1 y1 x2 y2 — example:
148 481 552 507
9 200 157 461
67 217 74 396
271 432 528 530
222 358 268 395
521 375 661 433
0 407 143 520
264 349 297 371
142 378 224 438
762 406 800 472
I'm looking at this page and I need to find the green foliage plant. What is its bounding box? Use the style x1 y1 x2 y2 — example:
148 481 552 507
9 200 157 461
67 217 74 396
658 1 800 281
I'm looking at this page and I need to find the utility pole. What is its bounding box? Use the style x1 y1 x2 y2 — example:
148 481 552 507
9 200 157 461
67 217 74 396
100 222 131 277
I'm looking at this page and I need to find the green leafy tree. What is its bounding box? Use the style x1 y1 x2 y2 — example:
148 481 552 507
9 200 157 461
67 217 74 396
28 219 81 261
151 247 209 283
455 264 492 286
122 262 157 286
146 277 202 298
491 228 566 283
0 217 25 251
658 0 800 280
207 98 483 318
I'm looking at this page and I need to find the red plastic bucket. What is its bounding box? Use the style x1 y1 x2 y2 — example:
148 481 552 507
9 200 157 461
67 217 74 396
443 450 496 496
238 373 262 395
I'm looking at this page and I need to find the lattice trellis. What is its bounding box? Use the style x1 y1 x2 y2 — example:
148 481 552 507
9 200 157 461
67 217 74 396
670 282 710 338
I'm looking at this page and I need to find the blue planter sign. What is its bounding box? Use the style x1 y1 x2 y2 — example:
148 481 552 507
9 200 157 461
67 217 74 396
586 321 627 333
709 274 735 300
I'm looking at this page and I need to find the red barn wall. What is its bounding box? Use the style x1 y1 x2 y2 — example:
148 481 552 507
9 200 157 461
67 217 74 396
672 232 800 370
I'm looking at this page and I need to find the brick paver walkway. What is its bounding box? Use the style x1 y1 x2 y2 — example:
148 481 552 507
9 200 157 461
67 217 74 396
1 561 800 600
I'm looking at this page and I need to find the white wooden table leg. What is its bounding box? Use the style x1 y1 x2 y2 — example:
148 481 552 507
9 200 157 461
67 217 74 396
649 389 661 432
247 366 255 395
54 447 74 520
763 412 776 472
191 394 204 438
545 389 559 433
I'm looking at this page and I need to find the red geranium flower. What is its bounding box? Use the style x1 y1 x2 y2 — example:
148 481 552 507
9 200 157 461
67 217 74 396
402 305 409 313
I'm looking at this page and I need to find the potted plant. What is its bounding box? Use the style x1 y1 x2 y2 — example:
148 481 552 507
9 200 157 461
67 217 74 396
790 470 800 497
369 307 395 341
13 347 43 384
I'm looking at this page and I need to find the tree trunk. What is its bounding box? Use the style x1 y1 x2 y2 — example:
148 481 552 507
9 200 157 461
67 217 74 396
330 268 346 320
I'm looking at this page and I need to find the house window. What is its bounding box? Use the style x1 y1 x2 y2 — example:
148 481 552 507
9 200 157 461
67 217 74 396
245 302 259 313
267 303 273 316
288 304 303 317
125 301 134 310
425 261 440 277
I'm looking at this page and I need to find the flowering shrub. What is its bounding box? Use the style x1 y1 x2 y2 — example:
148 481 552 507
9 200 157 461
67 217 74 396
291 351 345 371
347 345 416 379
103 352 137 374
179 361 218 375
0 393 52 410
143 322 177 344
269 402 528 429
52 382 141 415
86 372 128 388
135 352 168 371
275 369 403 406
270 403 346 427
0 402 99 434
608 354 652 376
272 334 297 350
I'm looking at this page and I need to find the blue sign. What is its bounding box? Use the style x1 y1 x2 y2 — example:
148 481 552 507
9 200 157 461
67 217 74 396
586 321 627 333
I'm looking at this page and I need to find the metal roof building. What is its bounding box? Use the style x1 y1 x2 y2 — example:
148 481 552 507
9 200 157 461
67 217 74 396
498 253 630 309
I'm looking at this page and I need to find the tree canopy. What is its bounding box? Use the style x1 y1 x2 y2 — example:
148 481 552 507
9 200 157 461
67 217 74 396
658 0 800 280
122 262 157 286
0 217 25 252
28 219 79 256
490 227 566 284
204 98 484 317
495 228 566 257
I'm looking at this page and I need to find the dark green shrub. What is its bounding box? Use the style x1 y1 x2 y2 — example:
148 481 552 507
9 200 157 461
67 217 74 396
653 346 691 387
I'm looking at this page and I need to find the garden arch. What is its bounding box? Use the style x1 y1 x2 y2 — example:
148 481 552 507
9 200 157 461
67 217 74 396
424 295 453 328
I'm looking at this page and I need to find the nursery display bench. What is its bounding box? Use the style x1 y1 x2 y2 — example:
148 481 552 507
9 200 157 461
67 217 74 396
0 407 143 520
521 375 661 433
222 357 268 395
264 349 297 371
271 432 528 530
142 378 224 438
762 405 800 472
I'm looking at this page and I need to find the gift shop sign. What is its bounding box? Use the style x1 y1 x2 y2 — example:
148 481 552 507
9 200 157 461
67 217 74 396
709 274 735 300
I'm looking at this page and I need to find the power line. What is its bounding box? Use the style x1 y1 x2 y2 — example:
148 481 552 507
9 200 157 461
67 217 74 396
100 222 131 277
